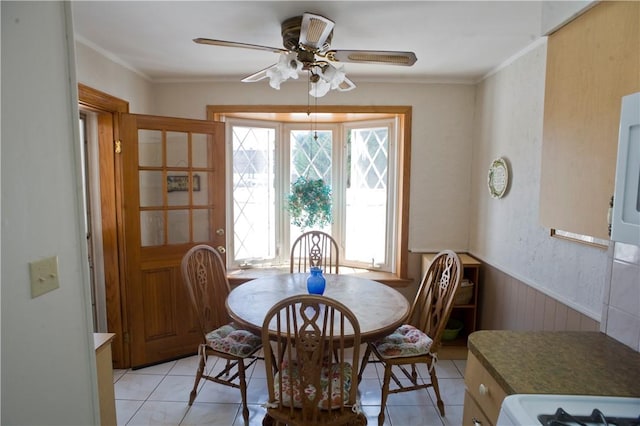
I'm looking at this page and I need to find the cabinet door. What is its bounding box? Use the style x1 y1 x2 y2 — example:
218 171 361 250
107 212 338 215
540 1 640 239
463 391 492 426
465 352 507 424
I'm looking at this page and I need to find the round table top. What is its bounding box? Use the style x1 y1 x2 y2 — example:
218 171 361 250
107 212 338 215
226 273 410 342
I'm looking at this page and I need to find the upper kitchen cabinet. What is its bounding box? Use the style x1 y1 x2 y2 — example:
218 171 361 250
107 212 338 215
540 1 640 240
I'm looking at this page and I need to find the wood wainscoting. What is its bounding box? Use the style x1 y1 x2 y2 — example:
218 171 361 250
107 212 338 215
478 263 600 332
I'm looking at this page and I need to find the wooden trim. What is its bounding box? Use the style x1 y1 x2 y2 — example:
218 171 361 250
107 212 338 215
78 84 130 368
209 104 411 120
208 105 412 280
78 84 129 113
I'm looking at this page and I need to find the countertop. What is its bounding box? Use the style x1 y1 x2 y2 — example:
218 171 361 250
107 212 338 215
93 332 115 351
468 330 640 397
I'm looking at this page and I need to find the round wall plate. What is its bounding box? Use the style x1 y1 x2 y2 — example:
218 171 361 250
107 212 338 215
488 157 509 198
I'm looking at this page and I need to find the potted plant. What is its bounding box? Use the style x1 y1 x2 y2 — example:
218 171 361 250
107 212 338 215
287 176 332 229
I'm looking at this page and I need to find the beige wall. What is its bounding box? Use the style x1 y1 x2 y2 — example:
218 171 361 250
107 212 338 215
469 38 638 351
2 3 98 424
75 42 154 114
469 39 609 321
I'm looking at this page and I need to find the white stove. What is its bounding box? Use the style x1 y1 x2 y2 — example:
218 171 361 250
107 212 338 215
497 394 640 425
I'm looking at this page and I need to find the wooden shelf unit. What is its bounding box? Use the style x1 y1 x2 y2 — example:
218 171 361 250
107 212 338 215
421 253 481 349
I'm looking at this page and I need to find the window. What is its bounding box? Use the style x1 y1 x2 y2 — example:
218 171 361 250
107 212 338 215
229 123 277 263
227 117 398 272
207 105 411 283
343 121 396 270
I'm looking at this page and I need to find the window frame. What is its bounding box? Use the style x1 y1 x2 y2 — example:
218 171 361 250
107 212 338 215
342 118 398 271
209 105 412 281
225 118 281 265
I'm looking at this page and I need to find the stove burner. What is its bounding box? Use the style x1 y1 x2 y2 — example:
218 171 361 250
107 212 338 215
538 407 640 426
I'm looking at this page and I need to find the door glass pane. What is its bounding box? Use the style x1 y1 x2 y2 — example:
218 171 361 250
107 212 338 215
345 127 388 265
140 210 164 246
134 120 220 252
138 129 162 167
232 126 275 261
192 133 208 168
193 209 210 242
166 173 190 207
139 171 163 207
168 210 189 244
167 131 188 167
192 172 209 206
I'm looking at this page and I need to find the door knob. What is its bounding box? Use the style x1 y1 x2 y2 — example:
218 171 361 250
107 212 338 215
479 383 488 396
217 246 226 254
216 228 225 236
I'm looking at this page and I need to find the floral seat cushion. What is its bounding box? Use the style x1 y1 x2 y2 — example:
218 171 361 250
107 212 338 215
373 324 433 359
205 324 261 357
274 359 352 410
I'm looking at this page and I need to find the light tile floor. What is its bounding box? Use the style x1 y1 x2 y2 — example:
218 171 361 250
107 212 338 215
114 348 467 426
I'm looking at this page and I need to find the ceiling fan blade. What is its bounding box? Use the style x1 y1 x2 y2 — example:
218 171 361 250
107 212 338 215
193 38 287 55
241 64 277 83
336 76 356 92
298 12 335 50
327 49 417 66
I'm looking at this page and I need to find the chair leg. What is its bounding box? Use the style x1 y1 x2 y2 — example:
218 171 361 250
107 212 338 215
262 414 275 426
238 359 250 425
410 363 419 385
224 359 232 377
357 344 372 383
351 412 368 426
429 367 445 416
378 363 393 426
189 348 206 405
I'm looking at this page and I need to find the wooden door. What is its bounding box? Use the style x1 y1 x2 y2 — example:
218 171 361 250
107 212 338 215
120 113 225 367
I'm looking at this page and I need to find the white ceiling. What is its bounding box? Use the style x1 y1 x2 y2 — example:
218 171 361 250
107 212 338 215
71 1 549 85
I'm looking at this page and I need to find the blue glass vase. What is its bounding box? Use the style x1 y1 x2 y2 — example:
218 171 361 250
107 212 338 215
306 267 326 295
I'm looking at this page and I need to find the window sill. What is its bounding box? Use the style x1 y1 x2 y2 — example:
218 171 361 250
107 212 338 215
227 266 412 288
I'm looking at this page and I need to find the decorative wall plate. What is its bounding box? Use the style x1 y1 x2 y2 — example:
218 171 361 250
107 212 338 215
488 157 509 198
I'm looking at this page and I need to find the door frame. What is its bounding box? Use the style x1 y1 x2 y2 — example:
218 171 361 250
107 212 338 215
78 84 130 368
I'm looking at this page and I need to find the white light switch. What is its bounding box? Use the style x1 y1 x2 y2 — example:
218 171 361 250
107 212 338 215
29 256 60 298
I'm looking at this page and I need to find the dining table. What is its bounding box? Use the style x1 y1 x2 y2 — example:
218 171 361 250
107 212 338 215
226 273 410 343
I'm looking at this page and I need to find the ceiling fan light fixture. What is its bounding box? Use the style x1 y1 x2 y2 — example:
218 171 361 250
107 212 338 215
308 63 353 97
279 52 302 78
310 78 331 98
319 63 347 89
265 52 303 89
266 69 285 89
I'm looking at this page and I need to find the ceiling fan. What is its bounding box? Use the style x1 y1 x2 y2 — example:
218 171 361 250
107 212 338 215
194 12 418 97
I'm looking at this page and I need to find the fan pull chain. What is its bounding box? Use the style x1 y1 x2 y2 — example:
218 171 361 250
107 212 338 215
313 95 318 141
306 71 318 142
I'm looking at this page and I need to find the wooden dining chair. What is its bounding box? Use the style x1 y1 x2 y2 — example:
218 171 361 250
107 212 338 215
180 244 262 425
358 249 462 426
261 295 367 426
290 230 339 274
